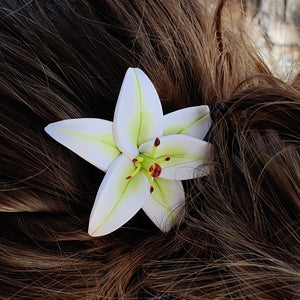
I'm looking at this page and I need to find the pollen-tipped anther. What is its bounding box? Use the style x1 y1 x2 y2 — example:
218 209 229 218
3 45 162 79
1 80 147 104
150 186 154 193
154 137 160 147
125 175 131 180
150 137 160 157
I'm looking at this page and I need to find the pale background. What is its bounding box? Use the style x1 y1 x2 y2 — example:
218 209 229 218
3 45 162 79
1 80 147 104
227 0 300 80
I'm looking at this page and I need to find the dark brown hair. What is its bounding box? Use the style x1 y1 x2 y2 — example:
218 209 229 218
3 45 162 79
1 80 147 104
0 0 299 299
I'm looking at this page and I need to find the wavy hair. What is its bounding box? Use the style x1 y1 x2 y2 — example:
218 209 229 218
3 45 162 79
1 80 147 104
0 0 299 299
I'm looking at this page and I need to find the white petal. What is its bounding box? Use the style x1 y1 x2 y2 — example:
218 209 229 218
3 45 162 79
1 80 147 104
143 178 185 232
139 135 212 180
88 154 149 236
113 68 163 159
163 105 211 139
45 119 120 172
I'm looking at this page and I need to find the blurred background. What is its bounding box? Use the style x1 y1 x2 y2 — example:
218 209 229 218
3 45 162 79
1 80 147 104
226 0 300 80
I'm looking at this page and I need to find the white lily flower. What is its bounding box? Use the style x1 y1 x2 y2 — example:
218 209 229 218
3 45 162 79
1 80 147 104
45 68 212 236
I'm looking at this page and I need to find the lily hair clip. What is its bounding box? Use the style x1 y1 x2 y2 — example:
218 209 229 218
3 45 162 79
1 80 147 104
45 68 212 236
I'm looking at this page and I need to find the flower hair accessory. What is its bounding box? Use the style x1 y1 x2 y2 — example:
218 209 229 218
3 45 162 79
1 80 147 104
45 68 212 236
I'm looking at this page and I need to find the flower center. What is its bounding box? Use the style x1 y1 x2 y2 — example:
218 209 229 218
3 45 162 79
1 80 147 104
125 137 170 193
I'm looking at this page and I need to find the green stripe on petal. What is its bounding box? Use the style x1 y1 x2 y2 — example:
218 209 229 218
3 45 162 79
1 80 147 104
113 68 163 158
142 178 185 232
45 119 120 172
88 154 149 236
163 106 211 139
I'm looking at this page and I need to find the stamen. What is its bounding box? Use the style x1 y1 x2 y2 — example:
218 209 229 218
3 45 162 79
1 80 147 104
142 169 155 194
157 156 171 164
125 163 142 180
132 157 144 163
150 137 160 158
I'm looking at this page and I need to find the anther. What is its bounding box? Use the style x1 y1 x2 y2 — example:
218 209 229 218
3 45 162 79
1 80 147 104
150 186 154 193
154 137 160 147
125 175 131 180
132 158 138 163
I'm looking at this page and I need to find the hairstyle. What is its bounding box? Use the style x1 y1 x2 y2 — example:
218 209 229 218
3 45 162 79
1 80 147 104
0 0 299 299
